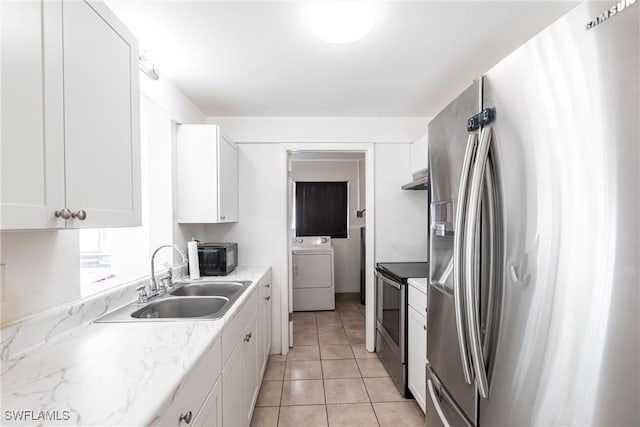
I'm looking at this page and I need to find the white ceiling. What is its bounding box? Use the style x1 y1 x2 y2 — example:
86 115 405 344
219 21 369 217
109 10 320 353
106 1 578 117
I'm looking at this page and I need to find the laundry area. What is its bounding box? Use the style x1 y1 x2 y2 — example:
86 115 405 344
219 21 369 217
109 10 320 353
289 152 367 314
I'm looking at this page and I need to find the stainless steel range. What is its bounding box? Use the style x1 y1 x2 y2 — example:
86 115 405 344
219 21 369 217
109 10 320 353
375 262 428 397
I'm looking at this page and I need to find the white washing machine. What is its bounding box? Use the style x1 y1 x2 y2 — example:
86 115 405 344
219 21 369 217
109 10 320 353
292 236 335 311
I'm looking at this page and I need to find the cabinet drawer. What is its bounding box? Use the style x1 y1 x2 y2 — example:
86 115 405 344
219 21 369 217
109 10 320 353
154 338 221 426
222 289 258 365
408 284 426 316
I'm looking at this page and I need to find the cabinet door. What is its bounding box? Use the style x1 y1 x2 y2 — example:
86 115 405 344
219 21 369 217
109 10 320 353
408 305 426 413
264 284 272 359
1 0 65 230
257 298 266 377
218 135 238 223
62 0 140 228
194 377 222 427
222 340 244 427
257 282 272 376
243 315 259 426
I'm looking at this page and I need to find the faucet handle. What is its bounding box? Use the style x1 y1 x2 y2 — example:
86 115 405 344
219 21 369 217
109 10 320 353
136 285 148 303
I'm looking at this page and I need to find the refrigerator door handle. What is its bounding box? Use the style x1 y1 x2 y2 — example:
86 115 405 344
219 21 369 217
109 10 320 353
464 125 493 398
427 379 452 427
452 132 478 385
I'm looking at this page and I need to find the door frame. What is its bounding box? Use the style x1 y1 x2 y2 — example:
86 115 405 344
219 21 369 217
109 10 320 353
280 143 376 354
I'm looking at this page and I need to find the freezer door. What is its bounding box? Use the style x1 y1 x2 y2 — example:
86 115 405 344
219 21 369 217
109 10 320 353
427 81 480 424
480 1 639 425
426 368 473 427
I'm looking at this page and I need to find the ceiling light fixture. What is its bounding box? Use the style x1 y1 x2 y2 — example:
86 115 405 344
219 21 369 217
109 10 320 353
309 1 375 44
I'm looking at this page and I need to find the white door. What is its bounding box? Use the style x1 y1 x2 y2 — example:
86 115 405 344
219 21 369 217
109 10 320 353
193 377 222 427
243 315 259 426
1 0 65 230
264 285 272 359
218 136 238 222
62 1 140 228
222 340 244 427
408 304 426 413
292 253 333 288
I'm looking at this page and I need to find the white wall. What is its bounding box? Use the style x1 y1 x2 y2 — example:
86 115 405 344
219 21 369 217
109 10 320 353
140 72 206 124
205 144 287 353
207 117 426 143
375 144 428 262
203 116 428 353
291 159 365 293
0 231 80 324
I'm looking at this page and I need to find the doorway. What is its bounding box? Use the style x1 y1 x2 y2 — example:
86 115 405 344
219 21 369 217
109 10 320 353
281 145 376 356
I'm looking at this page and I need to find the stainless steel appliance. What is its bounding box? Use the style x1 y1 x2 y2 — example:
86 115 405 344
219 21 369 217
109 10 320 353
426 2 639 425
376 262 428 397
197 242 238 276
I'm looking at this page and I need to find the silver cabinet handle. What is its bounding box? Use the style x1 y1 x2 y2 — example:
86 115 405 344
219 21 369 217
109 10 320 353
220 215 226 220
463 126 493 399
71 209 87 220
179 410 192 424
452 132 477 386
265 296 271 301
54 208 72 220
244 332 252 342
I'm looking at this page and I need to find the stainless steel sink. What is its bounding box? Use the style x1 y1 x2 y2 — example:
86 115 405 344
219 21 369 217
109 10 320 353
95 280 252 323
131 297 228 319
170 281 248 298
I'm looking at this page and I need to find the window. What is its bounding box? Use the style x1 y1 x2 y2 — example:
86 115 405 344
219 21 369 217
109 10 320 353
294 181 348 238
79 96 173 297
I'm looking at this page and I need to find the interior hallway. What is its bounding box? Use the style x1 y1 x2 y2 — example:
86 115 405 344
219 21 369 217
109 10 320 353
251 293 425 426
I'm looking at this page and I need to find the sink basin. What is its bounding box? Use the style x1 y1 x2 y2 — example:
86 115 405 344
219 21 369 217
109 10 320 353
130 297 228 319
170 281 245 298
94 280 252 323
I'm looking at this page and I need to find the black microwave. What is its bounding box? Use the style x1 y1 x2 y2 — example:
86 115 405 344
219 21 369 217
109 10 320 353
197 242 238 276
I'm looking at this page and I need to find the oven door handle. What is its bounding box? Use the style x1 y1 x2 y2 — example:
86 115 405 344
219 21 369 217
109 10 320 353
375 271 401 289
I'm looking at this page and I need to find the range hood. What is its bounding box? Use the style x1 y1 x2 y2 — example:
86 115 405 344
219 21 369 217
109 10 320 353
401 168 429 190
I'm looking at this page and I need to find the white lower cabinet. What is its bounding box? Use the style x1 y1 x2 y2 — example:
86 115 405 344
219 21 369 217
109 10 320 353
257 280 272 377
193 377 222 427
154 339 221 426
243 315 259 426
157 270 273 427
222 340 245 427
408 283 427 413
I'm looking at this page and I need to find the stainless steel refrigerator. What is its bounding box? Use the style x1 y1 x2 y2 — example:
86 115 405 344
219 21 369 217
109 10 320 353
426 2 639 426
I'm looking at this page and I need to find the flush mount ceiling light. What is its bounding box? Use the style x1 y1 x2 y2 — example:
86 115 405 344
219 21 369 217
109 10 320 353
308 1 375 44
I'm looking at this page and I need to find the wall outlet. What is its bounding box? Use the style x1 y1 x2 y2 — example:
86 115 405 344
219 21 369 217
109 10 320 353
0 263 6 303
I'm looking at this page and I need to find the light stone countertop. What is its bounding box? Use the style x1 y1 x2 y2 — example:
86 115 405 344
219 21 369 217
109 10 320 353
1 265 270 426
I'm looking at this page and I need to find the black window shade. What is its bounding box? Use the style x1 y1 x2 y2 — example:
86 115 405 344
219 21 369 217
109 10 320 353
295 181 348 238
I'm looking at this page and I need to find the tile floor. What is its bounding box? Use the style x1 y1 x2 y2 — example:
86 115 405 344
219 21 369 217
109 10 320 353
251 293 425 427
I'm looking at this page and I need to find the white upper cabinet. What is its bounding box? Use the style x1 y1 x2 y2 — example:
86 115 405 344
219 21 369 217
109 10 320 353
62 1 141 228
410 134 428 174
0 0 140 230
177 125 239 223
1 1 65 229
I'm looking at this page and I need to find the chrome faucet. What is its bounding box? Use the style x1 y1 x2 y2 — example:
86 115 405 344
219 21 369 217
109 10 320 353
149 244 188 297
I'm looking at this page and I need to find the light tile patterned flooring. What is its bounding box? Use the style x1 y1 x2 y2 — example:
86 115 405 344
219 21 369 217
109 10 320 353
251 293 425 427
